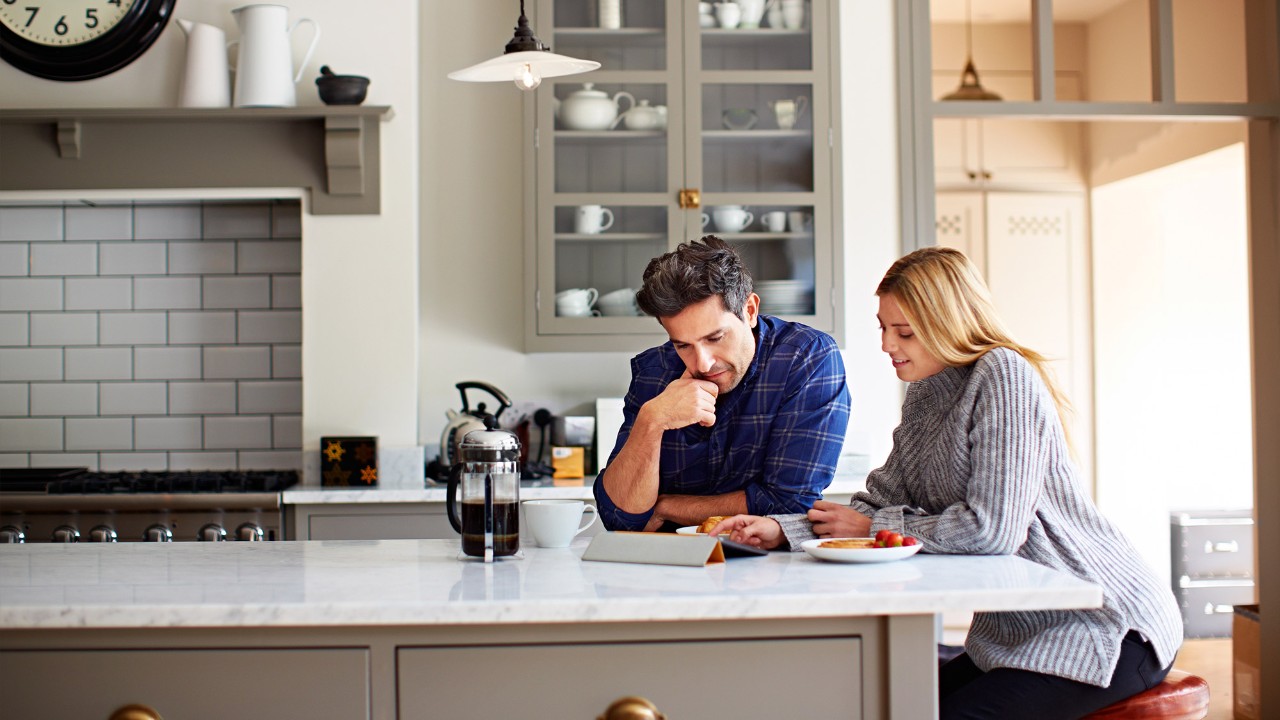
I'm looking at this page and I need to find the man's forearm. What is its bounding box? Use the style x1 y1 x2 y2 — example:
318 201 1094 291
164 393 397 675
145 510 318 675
600 408 667 514
654 491 749 526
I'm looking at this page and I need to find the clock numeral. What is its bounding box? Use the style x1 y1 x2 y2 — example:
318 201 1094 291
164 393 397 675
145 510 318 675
21 7 36 27
54 15 69 36
108 0 122 6
85 8 98 28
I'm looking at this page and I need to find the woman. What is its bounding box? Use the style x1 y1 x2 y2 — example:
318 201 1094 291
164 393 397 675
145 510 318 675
713 247 1182 719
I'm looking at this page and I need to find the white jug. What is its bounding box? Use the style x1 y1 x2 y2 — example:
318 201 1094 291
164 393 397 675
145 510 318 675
230 4 320 108
177 19 231 108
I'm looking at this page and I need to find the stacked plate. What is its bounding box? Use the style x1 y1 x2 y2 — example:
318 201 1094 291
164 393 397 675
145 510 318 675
756 279 813 315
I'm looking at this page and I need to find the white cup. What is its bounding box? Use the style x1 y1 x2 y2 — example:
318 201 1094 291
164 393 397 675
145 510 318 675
556 287 599 317
780 0 804 29
715 2 742 29
599 287 640 316
766 3 784 28
712 205 754 232
524 500 599 548
769 96 808 130
787 210 812 232
575 205 614 234
761 211 788 232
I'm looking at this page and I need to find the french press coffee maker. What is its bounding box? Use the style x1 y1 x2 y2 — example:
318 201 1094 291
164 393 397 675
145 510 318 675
446 428 522 561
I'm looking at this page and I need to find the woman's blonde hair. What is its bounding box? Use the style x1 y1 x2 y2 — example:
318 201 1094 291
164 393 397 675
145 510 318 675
876 247 1074 442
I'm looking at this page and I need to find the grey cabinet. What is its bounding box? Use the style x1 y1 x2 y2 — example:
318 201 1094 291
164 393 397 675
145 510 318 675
1170 509 1256 638
526 0 843 352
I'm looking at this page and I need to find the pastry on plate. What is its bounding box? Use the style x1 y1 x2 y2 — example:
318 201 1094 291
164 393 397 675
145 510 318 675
696 516 729 534
818 538 876 549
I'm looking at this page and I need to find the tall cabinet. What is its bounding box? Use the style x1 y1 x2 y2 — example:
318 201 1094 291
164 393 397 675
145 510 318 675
524 0 842 352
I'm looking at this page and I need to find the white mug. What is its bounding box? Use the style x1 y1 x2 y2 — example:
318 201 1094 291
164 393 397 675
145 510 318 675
714 2 742 29
769 96 808 130
780 0 804 30
575 205 614 234
761 211 788 232
524 500 599 548
599 287 640 316
555 287 599 317
787 210 812 232
712 205 754 232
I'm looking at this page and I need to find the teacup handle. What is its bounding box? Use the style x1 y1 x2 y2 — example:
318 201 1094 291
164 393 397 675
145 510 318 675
585 288 599 306
576 505 599 535
740 211 754 230
701 212 710 228
794 95 809 120
599 208 614 232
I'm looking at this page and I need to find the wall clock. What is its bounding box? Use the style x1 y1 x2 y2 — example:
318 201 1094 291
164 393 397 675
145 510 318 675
0 0 177 81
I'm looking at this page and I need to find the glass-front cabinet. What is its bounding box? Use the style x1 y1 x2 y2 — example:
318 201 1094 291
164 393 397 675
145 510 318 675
525 0 841 352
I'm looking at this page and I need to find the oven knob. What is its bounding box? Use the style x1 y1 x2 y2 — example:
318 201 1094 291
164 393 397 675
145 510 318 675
144 524 174 543
236 523 266 542
0 526 25 543
198 523 227 542
89 525 119 543
53 526 80 543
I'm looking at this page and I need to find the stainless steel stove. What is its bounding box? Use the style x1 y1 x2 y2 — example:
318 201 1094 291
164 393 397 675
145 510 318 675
0 468 298 543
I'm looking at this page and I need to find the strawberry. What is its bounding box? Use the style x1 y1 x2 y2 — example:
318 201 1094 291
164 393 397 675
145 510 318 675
887 532 904 547
875 529 893 544
902 536 919 546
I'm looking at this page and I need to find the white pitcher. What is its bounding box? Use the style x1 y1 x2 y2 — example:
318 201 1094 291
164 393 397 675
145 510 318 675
177 19 231 108
230 4 320 108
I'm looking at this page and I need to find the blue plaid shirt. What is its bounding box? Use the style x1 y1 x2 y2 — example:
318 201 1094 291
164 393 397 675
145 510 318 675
594 314 851 530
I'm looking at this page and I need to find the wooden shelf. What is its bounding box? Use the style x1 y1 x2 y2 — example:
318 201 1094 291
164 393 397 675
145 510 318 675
0 106 394 215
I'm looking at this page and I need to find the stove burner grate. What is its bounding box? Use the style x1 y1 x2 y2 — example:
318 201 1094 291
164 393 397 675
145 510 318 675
19 470 300 495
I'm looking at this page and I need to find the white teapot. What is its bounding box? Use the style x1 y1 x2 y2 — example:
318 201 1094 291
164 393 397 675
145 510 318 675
610 99 664 131
559 83 635 131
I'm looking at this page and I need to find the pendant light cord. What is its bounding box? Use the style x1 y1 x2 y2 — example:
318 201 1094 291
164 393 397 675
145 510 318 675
965 0 974 60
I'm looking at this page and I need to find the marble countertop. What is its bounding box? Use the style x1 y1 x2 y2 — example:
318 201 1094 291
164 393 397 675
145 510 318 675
0 538 1101 630
283 475 869 504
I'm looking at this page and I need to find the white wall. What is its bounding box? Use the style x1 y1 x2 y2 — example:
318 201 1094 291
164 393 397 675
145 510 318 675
1091 143 1253 583
0 1 422 472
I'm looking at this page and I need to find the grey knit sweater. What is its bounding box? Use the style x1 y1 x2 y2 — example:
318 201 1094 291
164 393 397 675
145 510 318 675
775 347 1182 687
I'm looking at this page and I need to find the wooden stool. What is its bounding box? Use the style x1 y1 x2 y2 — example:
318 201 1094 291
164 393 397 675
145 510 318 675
1082 669 1209 719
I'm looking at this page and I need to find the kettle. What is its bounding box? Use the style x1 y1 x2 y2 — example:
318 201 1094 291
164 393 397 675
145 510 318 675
440 381 513 468
558 83 635 131
446 428 522 561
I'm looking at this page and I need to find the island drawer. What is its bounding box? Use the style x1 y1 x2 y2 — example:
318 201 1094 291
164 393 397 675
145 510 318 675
0 648 369 719
398 636 862 719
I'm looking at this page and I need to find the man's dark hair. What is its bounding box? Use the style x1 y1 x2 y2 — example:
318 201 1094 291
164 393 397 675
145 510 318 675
636 235 754 320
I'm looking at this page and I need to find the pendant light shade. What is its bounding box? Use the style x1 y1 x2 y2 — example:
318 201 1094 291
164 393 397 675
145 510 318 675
448 0 600 91
941 0 1002 101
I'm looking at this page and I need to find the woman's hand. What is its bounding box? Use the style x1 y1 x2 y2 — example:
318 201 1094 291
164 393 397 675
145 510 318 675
807 501 872 538
708 515 785 550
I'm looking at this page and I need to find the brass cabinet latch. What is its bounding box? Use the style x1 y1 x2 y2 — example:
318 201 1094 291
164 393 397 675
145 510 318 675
678 189 701 209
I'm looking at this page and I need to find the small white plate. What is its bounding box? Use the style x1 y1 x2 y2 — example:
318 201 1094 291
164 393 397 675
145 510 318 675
800 538 923 563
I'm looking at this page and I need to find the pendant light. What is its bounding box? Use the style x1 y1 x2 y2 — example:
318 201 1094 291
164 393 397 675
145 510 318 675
448 0 600 91
942 0 1002 101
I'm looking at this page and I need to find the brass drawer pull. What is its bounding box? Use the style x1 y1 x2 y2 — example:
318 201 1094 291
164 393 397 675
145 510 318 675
109 704 163 720
599 696 666 720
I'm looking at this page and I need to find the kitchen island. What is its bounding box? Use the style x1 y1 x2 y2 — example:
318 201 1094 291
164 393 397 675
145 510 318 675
1 538 1100 720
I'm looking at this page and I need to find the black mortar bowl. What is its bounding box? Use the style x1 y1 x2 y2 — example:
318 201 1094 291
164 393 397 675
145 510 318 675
316 66 371 106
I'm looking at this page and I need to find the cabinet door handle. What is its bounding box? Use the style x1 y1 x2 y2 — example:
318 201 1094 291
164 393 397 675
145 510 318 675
1204 540 1239 554
678 189 701 209
1203 602 1236 615
598 696 666 720
109 704 164 720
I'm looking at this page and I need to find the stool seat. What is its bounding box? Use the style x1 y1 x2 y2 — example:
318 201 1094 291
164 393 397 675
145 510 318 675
1082 669 1209 720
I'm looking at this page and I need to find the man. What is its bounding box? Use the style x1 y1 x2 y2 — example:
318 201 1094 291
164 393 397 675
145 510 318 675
594 235 851 531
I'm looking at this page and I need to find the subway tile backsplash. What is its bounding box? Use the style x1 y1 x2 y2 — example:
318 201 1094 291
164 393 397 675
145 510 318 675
0 200 302 471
